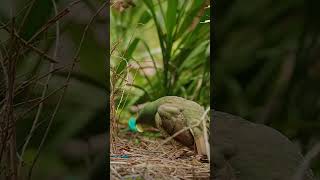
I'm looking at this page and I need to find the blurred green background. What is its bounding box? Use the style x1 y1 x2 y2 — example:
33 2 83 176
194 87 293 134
214 0 320 175
1 0 108 179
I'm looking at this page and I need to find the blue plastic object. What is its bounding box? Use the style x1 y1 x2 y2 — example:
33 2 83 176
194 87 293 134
111 154 129 158
128 117 138 132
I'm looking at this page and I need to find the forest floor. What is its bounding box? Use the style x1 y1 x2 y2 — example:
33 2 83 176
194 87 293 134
110 129 210 180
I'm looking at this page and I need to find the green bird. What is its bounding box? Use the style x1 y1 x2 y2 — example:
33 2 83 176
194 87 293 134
129 96 210 156
212 110 315 180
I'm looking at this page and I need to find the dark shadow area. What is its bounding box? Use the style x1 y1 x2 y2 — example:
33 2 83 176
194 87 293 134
213 0 320 179
0 0 109 179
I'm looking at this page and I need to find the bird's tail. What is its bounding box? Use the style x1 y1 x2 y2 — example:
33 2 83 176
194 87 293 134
195 136 209 156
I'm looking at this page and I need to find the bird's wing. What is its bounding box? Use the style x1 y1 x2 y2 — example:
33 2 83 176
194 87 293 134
156 104 195 147
184 107 210 156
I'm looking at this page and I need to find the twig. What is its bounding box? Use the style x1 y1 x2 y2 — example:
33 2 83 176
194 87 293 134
27 0 81 43
17 0 60 177
292 142 320 180
110 165 122 179
13 97 41 107
14 33 58 63
257 53 295 124
27 1 108 179
13 63 71 94
0 37 9 168
17 0 36 34
0 49 8 92
1 85 66 136
116 63 139 122
6 17 18 180
0 0 77 64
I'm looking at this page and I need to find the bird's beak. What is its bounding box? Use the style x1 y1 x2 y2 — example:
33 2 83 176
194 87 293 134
136 124 144 132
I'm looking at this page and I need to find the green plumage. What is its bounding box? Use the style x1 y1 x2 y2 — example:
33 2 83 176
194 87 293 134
135 96 315 179
136 96 210 156
134 96 316 179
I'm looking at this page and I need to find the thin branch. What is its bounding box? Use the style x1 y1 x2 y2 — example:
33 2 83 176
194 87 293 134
0 50 8 92
1 23 58 63
17 0 36 34
257 53 295 124
14 32 58 63
0 39 9 167
1 85 66 134
17 0 60 176
13 97 42 107
27 1 109 179
111 165 122 179
0 63 73 107
27 0 81 43
292 142 320 180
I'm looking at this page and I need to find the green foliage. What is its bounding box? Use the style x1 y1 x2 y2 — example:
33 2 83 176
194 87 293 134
111 0 210 114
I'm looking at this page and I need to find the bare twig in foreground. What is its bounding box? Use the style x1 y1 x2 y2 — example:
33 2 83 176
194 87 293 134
292 142 320 180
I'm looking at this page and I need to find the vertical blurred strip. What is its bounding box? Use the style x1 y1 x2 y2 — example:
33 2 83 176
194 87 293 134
105 0 110 179
210 0 215 179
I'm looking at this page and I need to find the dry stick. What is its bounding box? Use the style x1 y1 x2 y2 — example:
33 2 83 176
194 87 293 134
17 0 37 34
0 28 15 168
14 33 58 63
258 54 295 124
1 0 80 65
17 0 60 177
0 63 73 107
0 42 9 166
13 97 41 107
0 51 8 95
14 63 71 92
292 142 320 180
0 85 66 136
111 40 121 55
154 107 210 151
27 0 81 44
112 22 141 114
188 0 210 32
1 17 61 63
115 59 129 112
133 59 154 90
0 22 9 29
5 16 19 180
116 61 140 124
0 59 73 105
110 165 122 179
27 1 108 179
111 50 138 140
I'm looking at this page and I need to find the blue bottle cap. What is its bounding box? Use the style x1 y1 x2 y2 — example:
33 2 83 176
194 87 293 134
128 117 138 132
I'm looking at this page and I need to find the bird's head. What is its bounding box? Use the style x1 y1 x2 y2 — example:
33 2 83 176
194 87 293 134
128 102 158 133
